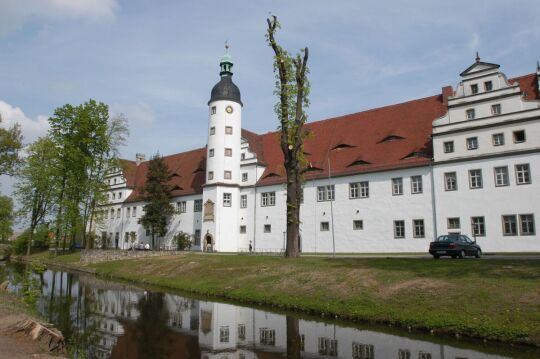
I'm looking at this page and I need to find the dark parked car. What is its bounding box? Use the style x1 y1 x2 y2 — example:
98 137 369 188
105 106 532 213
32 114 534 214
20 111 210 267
429 234 482 259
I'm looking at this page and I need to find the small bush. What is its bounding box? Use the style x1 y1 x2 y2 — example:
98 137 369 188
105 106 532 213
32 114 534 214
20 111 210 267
174 232 192 251
12 226 51 254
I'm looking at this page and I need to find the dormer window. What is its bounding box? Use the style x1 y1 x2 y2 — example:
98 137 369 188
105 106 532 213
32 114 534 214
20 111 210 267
484 81 493 91
470 84 478 94
491 104 501 115
466 109 475 120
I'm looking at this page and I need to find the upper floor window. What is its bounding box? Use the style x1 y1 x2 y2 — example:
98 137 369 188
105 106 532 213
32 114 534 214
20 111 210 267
132 206 137 217
466 109 475 120
317 185 335 201
261 192 276 207
320 222 330 231
447 217 460 229
224 170 232 179
469 169 483 189
444 172 457 191
470 84 478 95
112 193 116 200
242 172 248 182
211 106 216 115
240 194 247 208
116 209 121 218
118 192 122 199
353 220 363 230
223 193 232 207
492 133 505 146
443 141 454 153
494 166 509 187
515 164 531 185
126 208 130 218
208 171 214 180
225 126 233 135
491 104 501 115
194 199 202 212
264 224 272 233
513 130 526 143
502 215 517 236
466 137 478 150
484 81 493 91
349 181 369 199
392 177 403 195
411 176 423 194
210 127 215 135
241 153 245 160
224 148 232 157
209 149 214 157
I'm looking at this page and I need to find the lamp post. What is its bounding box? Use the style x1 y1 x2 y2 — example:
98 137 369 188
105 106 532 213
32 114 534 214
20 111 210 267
327 158 335 257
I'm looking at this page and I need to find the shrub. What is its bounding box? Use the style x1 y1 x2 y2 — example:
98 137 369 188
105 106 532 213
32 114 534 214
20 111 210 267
174 232 192 251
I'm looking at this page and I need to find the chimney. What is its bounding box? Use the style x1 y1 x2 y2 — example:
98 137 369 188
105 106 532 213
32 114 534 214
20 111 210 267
135 153 146 166
441 86 454 107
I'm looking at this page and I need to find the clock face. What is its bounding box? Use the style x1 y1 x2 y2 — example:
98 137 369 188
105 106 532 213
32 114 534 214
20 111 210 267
226 105 233 114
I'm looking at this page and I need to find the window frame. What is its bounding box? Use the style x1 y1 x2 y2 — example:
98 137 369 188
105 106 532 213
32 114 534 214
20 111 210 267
392 177 403 196
263 224 271 233
209 148 214 157
208 171 214 181
261 192 276 207
502 215 517 236
466 108 476 120
515 164 531 185
317 185 335 201
240 194 247 209
413 219 425 238
494 166 509 187
470 84 478 94
491 103 501 115
471 216 486 237
394 220 405 239
519 214 535 235
239 225 247 234
466 137 478 150
210 126 215 135
353 220 363 230
492 133 505 146
194 199 202 212
225 126 233 135
224 170 232 180
223 193 232 207
447 217 460 230
320 221 330 231
484 81 493 91
224 148 232 157
443 141 454 154
242 172 248 182
444 172 457 191
469 169 483 189
411 176 423 194
513 130 526 143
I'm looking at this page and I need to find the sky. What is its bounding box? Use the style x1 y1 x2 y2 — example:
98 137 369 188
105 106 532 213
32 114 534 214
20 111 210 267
1 0 539 198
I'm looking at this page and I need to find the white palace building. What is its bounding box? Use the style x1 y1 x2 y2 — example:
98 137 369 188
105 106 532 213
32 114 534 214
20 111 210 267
98 52 540 253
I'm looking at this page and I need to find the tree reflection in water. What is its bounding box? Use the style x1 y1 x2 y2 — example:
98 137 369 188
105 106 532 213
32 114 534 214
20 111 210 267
135 292 170 359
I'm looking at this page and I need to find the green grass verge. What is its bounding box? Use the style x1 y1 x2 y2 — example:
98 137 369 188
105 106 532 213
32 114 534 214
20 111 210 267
39 252 540 346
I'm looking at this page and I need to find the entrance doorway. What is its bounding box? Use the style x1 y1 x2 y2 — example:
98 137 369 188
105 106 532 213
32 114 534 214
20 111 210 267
204 233 213 252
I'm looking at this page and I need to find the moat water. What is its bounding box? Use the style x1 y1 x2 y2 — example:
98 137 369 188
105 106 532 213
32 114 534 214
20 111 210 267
1 262 538 359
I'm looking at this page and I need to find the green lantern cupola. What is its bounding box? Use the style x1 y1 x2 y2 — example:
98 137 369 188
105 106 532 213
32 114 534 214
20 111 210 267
209 41 242 106
220 41 233 77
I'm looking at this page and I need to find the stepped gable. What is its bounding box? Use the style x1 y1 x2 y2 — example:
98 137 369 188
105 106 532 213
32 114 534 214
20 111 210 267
241 128 266 165
118 159 137 188
124 148 207 202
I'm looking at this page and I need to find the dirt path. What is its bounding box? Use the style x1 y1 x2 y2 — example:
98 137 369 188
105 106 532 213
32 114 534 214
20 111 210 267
0 292 63 359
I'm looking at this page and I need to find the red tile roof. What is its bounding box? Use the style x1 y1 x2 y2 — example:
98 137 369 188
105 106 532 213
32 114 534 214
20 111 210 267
120 72 538 200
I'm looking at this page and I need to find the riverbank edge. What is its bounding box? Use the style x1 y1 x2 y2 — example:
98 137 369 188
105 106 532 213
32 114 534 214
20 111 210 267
15 254 540 348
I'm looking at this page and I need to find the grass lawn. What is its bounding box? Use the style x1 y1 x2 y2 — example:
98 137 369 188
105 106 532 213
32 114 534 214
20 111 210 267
29 251 540 345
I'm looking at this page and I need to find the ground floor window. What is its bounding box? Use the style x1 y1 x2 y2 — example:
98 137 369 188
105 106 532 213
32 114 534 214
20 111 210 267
502 215 517 236
447 217 460 230
520 214 535 235
320 221 330 231
194 229 201 245
264 224 271 233
413 219 425 238
260 328 275 346
471 216 486 237
239 225 246 234
353 220 363 230
394 220 405 238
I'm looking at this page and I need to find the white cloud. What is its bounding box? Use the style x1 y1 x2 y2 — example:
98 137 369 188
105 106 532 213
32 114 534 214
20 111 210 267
110 102 156 126
0 100 49 143
0 0 118 35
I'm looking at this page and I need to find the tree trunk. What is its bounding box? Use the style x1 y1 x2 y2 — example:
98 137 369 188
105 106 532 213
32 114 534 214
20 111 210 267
54 178 66 256
285 166 301 258
26 225 34 256
286 316 301 359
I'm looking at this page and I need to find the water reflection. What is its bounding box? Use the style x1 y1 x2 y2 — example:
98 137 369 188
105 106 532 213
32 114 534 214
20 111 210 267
1 263 538 359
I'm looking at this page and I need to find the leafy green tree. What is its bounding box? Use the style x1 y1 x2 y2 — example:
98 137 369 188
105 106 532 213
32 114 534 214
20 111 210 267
139 154 175 249
0 114 23 176
0 195 14 241
266 16 310 258
15 137 58 255
174 232 191 251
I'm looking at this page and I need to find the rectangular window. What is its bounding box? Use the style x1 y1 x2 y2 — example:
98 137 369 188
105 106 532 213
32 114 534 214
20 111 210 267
223 193 232 207
469 169 483 189
394 220 405 238
444 172 457 191
467 137 478 150
484 81 493 91
471 216 486 237
209 148 214 157
116 208 121 218
118 192 122 198
194 199 202 212
520 214 535 235
110 209 114 218
352 342 374 359
353 220 363 230
219 326 229 343
194 229 201 245
491 104 501 115
513 130 526 143
240 194 247 208
470 84 478 94
210 126 215 135
224 148 232 157
515 164 531 184
398 349 411 359
208 171 214 180
443 141 454 153
317 185 335 201
318 338 338 356
413 219 425 238
132 206 137 217
494 166 509 187
224 170 232 179
239 225 246 234
447 217 460 229
411 176 423 194
238 324 246 341
225 126 233 135
492 133 505 146
242 172 248 182
260 328 276 346
392 177 403 195
264 224 271 233
349 181 369 199
502 215 517 236
320 222 330 231
211 106 216 115
349 182 358 199
126 207 130 218
466 108 475 120
177 201 186 213
261 192 276 206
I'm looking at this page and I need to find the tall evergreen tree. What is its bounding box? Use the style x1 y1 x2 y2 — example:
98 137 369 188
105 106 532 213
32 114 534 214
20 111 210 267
139 154 175 249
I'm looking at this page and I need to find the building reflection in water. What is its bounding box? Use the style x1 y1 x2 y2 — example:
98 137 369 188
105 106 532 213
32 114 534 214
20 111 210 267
23 268 518 359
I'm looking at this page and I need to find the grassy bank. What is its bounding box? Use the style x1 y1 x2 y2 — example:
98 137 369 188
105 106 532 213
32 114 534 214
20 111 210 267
27 252 540 346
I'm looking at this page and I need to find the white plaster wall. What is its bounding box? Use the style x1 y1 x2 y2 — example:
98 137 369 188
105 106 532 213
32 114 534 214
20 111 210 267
433 153 540 252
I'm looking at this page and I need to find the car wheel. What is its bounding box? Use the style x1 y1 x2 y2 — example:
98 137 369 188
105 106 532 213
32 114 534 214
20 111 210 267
433 255 440 259
475 249 482 258
459 250 466 259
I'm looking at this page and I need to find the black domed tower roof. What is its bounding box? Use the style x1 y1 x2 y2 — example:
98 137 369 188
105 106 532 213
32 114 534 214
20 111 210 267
208 50 242 106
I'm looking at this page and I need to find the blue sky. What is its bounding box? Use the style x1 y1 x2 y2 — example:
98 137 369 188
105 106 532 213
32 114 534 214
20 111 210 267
1 0 539 172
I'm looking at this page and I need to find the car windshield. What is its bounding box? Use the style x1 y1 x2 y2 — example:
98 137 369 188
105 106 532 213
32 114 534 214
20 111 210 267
436 235 459 242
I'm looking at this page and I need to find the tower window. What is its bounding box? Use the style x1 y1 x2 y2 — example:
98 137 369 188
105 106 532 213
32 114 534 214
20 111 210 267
353 220 363 230
225 148 232 157
210 127 215 135
225 126 233 134
466 137 478 150
466 109 475 120
492 133 504 146
223 193 232 207
209 149 214 157
470 84 478 94
484 81 493 91
443 141 454 153
264 224 271 233
211 106 216 115
242 172 248 182
239 225 246 234
320 222 330 231
224 170 232 179
208 171 214 180
491 104 501 115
